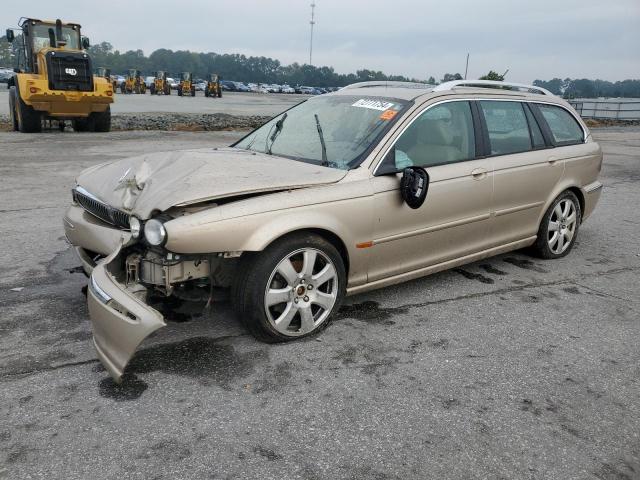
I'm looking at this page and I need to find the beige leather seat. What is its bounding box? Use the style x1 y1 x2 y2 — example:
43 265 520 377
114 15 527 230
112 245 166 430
402 118 464 166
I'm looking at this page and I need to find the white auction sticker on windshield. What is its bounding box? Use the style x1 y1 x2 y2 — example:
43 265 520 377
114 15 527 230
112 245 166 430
352 99 395 111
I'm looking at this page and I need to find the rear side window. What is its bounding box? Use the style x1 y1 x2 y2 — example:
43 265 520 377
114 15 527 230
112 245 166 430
480 101 531 155
537 104 584 145
524 105 546 149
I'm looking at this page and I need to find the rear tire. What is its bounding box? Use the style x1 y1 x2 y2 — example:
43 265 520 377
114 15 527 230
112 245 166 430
164 84 170 95
204 88 210 97
93 107 111 132
231 233 346 343
217 87 222 98
15 88 42 133
178 88 183 97
73 116 95 132
149 84 156 95
532 190 582 259
191 87 196 97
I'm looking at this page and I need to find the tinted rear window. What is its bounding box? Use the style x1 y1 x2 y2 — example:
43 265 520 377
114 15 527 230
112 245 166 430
537 104 584 145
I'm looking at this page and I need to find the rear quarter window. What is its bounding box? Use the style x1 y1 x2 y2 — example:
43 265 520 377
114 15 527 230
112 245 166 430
537 104 584 145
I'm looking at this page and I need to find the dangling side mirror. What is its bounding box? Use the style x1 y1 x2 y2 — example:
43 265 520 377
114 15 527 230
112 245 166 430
6 29 15 43
400 167 429 209
82 37 90 49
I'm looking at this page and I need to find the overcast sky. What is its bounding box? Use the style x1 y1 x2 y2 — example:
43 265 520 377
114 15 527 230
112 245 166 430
4 0 639 82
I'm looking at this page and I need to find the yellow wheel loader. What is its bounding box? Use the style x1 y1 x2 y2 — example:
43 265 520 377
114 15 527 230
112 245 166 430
177 72 196 97
204 73 222 98
149 70 171 95
96 66 118 96
121 69 146 94
5 18 114 133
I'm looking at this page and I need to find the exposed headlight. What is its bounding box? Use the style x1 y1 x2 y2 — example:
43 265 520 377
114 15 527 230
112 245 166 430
129 216 142 239
144 218 167 246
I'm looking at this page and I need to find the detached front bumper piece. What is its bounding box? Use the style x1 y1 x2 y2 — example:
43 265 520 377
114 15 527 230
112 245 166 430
87 245 165 382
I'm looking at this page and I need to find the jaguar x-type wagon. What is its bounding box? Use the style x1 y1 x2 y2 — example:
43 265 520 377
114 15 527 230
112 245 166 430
63 80 603 381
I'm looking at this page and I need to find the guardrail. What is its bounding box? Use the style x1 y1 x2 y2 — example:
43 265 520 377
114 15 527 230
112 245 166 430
568 99 640 121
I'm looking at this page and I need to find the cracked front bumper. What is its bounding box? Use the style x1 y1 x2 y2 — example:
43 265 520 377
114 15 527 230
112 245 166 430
87 246 165 382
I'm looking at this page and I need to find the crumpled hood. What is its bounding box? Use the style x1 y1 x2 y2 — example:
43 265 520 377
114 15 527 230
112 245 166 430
76 147 347 219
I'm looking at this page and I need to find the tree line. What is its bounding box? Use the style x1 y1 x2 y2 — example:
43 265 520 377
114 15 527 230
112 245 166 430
1 36 638 96
532 78 640 99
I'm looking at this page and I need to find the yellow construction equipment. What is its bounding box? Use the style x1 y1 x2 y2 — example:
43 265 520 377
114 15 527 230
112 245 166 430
149 71 171 95
5 18 113 132
177 72 196 97
204 73 222 98
120 69 146 94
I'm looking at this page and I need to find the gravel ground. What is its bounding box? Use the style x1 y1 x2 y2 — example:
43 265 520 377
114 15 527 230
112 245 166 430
0 112 271 132
0 128 639 480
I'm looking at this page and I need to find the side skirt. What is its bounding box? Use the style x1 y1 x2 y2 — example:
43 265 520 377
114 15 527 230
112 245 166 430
346 236 537 296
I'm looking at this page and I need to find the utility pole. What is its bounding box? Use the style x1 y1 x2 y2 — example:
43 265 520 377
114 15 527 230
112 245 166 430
309 2 316 65
464 53 469 80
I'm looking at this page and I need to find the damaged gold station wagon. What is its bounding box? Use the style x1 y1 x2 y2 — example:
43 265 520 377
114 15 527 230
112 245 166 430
63 80 603 381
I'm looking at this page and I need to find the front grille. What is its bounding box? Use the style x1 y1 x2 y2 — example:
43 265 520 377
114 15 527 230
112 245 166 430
73 187 130 230
46 51 93 92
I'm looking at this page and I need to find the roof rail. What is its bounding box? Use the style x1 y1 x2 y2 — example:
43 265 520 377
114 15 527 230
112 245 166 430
432 80 552 96
341 81 435 90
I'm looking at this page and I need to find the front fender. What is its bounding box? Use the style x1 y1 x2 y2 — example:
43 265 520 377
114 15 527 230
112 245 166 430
164 195 374 287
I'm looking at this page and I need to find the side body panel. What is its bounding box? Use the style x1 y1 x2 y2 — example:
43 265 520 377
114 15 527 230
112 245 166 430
368 160 493 281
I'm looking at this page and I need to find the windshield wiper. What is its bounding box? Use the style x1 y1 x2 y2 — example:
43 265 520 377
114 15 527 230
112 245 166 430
314 114 328 167
266 113 288 154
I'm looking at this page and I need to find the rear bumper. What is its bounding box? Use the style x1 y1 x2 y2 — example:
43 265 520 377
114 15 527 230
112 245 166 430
88 246 165 382
582 181 603 221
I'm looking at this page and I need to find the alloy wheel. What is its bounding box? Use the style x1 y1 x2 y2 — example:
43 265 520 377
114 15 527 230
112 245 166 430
548 198 578 254
264 248 338 336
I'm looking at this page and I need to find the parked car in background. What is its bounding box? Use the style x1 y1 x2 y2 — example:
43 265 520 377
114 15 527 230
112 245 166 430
249 83 269 93
235 82 251 92
220 80 237 91
167 77 178 90
281 85 295 94
144 76 155 88
195 81 206 92
299 86 319 95
64 79 602 381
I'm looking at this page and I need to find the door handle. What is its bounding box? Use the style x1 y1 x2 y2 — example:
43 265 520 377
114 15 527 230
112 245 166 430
471 168 487 180
548 156 558 165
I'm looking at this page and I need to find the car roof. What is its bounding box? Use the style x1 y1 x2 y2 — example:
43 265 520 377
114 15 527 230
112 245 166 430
332 80 557 102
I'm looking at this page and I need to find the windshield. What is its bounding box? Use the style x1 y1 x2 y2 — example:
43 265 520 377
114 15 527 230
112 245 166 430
31 24 80 51
234 95 410 170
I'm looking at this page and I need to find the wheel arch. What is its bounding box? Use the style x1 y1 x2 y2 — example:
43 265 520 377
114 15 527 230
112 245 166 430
537 184 586 231
566 186 585 220
261 227 351 277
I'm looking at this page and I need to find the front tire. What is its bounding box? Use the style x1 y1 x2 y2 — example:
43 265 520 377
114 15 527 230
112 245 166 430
232 233 346 342
93 107 111 132
15 89 42 133
533 191 582 259
8 86 19 131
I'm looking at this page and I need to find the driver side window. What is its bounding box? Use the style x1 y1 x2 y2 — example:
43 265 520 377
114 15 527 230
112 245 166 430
393 101 476 170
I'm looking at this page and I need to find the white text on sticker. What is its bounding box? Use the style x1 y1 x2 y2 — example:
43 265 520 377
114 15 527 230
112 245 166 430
352 99 395 111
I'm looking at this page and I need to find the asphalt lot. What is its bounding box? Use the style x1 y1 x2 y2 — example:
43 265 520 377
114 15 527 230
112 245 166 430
0 87 308 117
0 128 639 480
